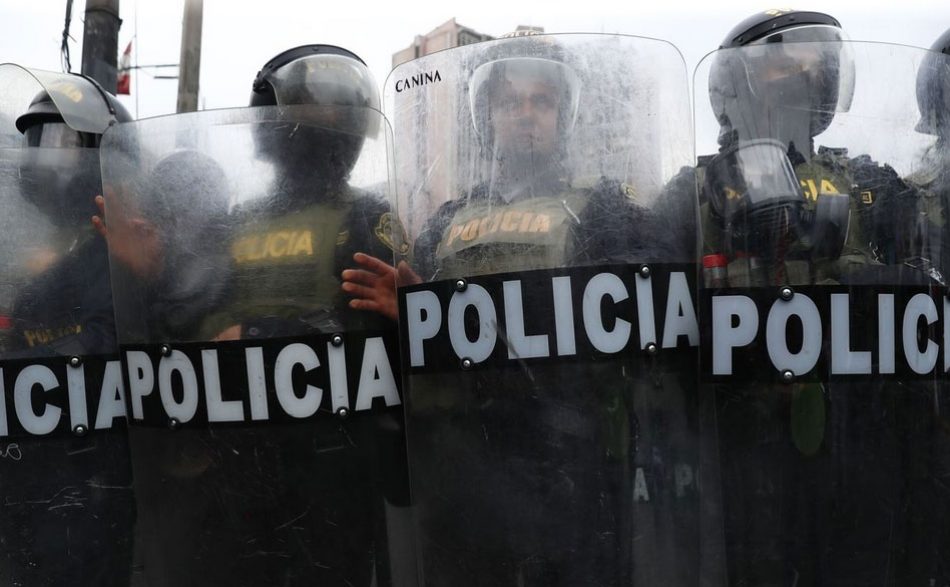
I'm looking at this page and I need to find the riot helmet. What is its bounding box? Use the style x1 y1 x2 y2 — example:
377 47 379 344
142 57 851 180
469 33 579 158
249 44 380 185
709 10 855 158
467 32 580 197
916 27 950 140
14 75 130 226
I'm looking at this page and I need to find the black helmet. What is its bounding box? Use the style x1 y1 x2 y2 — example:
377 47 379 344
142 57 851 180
14 74 130 226
916 27 950 138
709 9 854 155
468 32 580 149
15 74 131 147
249 45 380 183
250 44 379 110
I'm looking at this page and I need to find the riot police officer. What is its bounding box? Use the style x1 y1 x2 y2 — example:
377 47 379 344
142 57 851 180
12 85 130 355
910 27 950 278
697 11 938 587
98 45 409 587
211 43 408 586
353 32 699 586
702 9 919 282
899 27 950 585
213 44 405 340
0 67 134 586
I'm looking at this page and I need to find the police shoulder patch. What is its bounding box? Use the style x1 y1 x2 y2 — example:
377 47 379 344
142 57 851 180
374 213 410 255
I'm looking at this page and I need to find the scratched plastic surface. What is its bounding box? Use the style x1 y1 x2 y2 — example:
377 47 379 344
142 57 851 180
0 64 134 587
694 40 950 586
100 106 409 587
384 33 701 587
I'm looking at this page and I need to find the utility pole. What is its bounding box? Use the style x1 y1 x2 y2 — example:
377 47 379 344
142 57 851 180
80 0 121 92
176 0 203 113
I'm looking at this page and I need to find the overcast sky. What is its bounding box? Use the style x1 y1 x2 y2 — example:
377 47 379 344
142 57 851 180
1 0 947 120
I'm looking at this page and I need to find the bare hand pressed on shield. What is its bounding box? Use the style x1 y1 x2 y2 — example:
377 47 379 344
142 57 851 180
341 252 420 321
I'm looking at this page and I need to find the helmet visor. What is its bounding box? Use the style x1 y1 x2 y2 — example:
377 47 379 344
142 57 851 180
469 58 580 139
265 54 380 110
23 122 84 148
745 25 855 113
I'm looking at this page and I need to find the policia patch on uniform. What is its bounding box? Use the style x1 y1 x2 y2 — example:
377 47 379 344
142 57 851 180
374 212 410 255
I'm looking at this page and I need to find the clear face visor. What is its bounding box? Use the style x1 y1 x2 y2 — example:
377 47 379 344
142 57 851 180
469 58 580 138
23 122 84 148
916 50 950 136
263 55 381 138
265 54 380 110
744 25 855 113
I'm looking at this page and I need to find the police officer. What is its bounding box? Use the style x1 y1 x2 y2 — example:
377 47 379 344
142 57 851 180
213 44 405 340
698 11 935 586
105 45 408 587
899 28 950 585
0 68 134 586
11 85 130 355
910 27 950 279
702 9 920 283
410 40 680 277
225 43 408 586
351 32 698 586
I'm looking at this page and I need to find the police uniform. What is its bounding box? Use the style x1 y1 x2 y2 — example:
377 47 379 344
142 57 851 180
698 147 918 287
133 185 408 587
699 146 932 586
0 231 134 587
10 231 116 355
0 70 135 587
217 188 403 335
409 178 698 587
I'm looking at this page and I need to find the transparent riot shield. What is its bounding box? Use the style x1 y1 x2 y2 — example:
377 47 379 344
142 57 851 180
0 65 134 586
100 104 408 587
385 34 699 586
696 41 950 585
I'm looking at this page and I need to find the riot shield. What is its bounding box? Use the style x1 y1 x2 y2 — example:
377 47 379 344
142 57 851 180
696 41 950 585
385 33 699 586
99 104 408 587
0 65 134 586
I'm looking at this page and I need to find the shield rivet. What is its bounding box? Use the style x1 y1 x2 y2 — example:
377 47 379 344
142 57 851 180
331 334 344 347
68 356 82 368
460 357 474 370
781 369 795 383
779 286 795 301
336 407 349 419
160 344 172 357
168 418 180 430
455 279 468 292
73 424 88 437
645 342 658 356
638 265 651 279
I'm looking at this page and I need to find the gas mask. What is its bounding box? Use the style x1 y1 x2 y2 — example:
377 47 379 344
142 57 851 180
706 139 850 262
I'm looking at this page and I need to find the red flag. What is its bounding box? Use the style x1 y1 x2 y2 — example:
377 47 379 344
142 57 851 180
117 41 132 95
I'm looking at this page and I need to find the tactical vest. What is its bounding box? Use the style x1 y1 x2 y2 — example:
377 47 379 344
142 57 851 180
225 199 350 324
434 191 590 279
704 153 873 286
